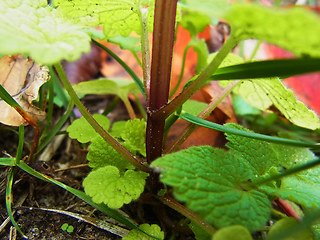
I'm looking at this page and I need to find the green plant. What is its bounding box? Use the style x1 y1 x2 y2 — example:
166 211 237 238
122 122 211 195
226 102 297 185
61 223 74 233
0 0 320 239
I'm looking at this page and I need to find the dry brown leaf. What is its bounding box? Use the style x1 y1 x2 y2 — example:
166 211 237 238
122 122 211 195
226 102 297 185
0 55 50 126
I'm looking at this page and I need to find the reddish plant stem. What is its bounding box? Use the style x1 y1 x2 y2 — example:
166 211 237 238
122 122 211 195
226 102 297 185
146 0 178 163
160 195 216 235
275 197 301 220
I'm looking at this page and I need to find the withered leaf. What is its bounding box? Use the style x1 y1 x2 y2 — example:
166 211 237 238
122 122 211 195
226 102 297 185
0 55 50 126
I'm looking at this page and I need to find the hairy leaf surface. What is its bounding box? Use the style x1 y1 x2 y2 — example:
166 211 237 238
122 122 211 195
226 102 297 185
151 146 271 231
87 137 134 171
0 1 90 64
83 166 148 209
225 123 316 175
119 119 147 157
152 124 316 231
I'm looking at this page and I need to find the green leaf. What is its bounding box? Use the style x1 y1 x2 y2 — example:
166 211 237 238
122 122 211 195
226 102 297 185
188 39 208 73
67 114 110 143
108 35 141 52
61 223 68 231
151 146 271 231
0 1 90 65
212 225 253 240
224 123 316 175
262 173 320 209
181 0 230 21
182 100 207 116
152 124 317 231
266 218 313 240
53 0 155 38
83 166 148 209
232 95 260 116
189 221 212 240
119 119 147 157
87 136 134 171
312 222 320 240
123 224 164 240
213 54 320 130
180 11 211 36
225 4 320 57
72 78 139 102
110 121 127 138
234 77 319 130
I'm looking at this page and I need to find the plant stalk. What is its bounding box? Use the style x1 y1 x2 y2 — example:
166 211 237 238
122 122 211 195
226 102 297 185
53 62 150 173
164 80 239 153
140 7 151 98
146 0 178 163
151 34 238 120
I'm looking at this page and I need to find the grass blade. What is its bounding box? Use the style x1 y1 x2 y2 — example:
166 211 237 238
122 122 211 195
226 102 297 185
0 158 16 166
0 84 22 109
211 58 320 80
6 167 27 238
180 113 320 149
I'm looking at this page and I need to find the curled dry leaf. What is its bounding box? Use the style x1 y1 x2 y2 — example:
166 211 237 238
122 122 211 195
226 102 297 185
0 55 50 126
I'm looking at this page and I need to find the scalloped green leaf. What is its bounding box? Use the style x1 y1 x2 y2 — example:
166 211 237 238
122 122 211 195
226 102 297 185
225 123 316 175
225 4 320 58
123 224 164 240
67 114 110 143
83 166 148 209
0 1 90 65
53 0 155 38
212 225 253 240
119 119 146 157
216 54 320 130
151 146 271 231
87 136 134 171
72 78 139 102
152 123 316 231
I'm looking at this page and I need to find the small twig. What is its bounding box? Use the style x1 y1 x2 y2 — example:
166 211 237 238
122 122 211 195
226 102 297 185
54 164 89 172
159 195 215 235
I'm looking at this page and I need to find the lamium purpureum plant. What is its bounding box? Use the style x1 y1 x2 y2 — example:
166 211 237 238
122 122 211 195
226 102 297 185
0 0 320 239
